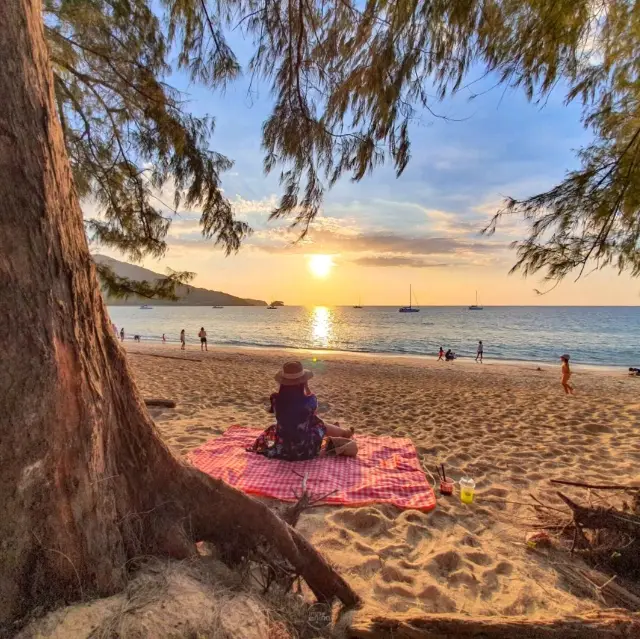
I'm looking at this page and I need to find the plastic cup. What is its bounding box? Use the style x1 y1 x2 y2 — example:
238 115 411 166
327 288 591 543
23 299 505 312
459 477 476 504
440 478 454 495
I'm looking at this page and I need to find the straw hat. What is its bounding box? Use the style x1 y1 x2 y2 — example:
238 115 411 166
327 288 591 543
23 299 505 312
275 361 314 385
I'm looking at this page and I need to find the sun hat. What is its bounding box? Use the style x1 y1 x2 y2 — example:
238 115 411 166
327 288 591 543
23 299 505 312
275 361 314 385
560 354 570 360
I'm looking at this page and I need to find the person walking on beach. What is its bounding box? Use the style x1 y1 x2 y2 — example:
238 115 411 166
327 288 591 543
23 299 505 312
476 340 484 363
560 354 574 395
120 327 125 342
162 333 166 344
198 327 208 351
180 329 186 350
438 346 445 361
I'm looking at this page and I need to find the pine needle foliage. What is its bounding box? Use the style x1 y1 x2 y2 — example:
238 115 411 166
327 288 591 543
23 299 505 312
46 0 640 286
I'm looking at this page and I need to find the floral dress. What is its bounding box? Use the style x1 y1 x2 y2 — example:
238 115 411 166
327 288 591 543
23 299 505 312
248 393 326 461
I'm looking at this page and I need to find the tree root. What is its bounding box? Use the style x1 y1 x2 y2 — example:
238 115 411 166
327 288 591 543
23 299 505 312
153 462 361 608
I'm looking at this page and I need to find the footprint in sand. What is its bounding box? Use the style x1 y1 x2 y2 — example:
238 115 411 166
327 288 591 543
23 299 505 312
331 507 392 537
465 551 493 567
416 585 457 612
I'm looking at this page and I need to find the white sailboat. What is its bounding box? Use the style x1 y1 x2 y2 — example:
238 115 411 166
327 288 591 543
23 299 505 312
399 285 420 313
469 291 483 310
353 296 363 309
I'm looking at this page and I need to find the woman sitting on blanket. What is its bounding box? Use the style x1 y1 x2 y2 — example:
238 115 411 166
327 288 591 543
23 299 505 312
249 361 357 461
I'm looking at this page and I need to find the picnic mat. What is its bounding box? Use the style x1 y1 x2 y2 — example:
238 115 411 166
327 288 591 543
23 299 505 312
188 426 436 512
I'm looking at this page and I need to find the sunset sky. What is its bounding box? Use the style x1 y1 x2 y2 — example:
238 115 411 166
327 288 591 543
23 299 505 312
91 31 638 307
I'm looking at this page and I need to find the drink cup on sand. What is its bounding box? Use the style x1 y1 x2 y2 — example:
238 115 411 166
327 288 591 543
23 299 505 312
460 477 476 504
439 477 454 495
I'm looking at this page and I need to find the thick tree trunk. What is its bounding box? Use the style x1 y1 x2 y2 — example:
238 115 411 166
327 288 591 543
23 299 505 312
0 0 358 629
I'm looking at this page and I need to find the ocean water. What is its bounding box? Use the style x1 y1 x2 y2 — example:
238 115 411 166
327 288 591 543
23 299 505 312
107 306 640 368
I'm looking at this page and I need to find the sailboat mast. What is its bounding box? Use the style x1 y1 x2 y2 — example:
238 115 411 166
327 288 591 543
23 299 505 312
410 284 412 309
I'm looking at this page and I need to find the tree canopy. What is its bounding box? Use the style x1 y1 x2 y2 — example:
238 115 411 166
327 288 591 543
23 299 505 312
46 0 640 291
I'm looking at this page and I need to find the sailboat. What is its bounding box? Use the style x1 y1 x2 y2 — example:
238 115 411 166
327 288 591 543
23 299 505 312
469 291 483 310
353 296 363 309
399 285 420 313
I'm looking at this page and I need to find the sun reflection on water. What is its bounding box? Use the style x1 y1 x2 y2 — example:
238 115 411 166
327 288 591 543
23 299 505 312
311 306 333 347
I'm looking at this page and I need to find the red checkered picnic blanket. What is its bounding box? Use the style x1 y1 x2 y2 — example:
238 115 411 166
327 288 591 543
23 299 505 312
187 426 436 512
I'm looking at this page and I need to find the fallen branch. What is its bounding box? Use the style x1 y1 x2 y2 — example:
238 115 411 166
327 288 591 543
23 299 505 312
553 562 640 610
130 352 202 363
144 398 177 408
282 472 338 527
347 609 640 638
558 493 640 535
551 480 640 491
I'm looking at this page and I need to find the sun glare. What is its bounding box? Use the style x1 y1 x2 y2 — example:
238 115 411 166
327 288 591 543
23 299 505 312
308 254 334 278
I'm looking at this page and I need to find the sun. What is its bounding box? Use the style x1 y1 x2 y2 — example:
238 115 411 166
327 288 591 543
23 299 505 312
308 254 334 278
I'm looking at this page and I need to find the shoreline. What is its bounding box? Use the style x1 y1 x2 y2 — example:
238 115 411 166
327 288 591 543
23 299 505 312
123 340 629 374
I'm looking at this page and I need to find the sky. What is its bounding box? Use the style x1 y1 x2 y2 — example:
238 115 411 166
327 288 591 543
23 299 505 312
91 25 638 307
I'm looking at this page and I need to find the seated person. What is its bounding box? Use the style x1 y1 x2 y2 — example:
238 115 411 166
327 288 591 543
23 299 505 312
445 349 455 361
250 361 356 460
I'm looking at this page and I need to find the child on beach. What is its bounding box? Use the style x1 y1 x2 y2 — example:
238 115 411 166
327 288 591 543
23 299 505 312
252 361 356 460
560 354 574 395
438 346 445 361
180 329 186 350
476 340 483 363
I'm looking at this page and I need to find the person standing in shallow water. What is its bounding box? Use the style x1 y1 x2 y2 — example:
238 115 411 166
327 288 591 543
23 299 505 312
560 354 574 395
476 340 484 363
120 327 125 342
198 327 208 351
180 329 186 350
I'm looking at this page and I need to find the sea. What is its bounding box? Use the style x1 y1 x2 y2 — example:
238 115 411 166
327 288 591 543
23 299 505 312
106 306 640 369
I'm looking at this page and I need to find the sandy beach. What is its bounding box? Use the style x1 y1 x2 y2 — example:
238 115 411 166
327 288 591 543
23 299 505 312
126 342 640 620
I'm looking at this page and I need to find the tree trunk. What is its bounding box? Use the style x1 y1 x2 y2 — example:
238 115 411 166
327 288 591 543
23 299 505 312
347 610 640 639
0 0 358 629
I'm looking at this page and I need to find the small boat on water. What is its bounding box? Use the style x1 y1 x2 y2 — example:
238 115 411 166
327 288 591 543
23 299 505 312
212 305 224 309
469 291 483 310
139 304 153 310
353 296 363 309
267 305 278 310
399 285 420 313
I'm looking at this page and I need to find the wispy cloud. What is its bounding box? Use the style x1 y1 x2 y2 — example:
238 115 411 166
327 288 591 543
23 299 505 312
252 227 502 256
351 256 450 268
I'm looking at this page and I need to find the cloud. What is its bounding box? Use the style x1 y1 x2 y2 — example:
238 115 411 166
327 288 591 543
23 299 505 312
351 256 450 268
231 194 278 216
252 227 502 256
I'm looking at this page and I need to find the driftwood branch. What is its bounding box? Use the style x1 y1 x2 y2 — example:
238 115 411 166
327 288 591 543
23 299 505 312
551 480 640 491
347 610 640 638
144 398 177 408
557 493 640 535
553 562 640 610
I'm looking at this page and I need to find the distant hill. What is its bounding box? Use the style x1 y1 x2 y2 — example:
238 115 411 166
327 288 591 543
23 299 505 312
93 255 266 306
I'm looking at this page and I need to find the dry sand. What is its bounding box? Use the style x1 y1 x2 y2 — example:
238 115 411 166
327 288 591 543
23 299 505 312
127 342 640 620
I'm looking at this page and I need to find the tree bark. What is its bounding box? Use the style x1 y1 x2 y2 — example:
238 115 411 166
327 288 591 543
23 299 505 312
0 0 358 629
347 610 640 639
